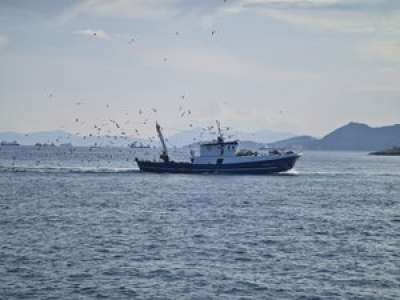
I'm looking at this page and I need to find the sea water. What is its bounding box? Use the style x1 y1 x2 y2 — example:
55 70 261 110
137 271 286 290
1 146 399 299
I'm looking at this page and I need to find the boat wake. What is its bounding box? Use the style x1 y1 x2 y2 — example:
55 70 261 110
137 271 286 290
1 166 397 177
0 166 140 174
293 170 400 177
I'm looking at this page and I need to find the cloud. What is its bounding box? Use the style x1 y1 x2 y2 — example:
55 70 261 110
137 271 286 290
0 34 8 50
63 0 238 21
237 0 400 11
225 0 400 34
239 0 346 9
65 0 179 19
62 0 400 36
224 0 400 64
139 45 317 81
259 9 391 33
357 39 400 63
74 29 111 40
136 46 249 77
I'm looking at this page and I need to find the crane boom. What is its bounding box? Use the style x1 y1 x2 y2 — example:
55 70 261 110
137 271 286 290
156 122 169 162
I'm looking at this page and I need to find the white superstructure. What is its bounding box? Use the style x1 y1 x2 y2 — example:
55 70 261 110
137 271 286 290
192 121 298 165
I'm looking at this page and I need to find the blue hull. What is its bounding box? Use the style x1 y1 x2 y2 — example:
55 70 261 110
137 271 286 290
135 155 299 175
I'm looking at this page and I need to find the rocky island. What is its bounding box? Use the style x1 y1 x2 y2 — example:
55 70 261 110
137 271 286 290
369 147 400 156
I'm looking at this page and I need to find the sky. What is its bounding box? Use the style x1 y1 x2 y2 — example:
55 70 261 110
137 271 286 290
0 0 399 138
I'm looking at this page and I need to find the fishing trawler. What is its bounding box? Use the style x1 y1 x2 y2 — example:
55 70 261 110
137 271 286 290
135 121 301 174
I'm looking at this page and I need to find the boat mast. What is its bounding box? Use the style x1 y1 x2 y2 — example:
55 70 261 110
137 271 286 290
156 121 169 162
216 120 224 143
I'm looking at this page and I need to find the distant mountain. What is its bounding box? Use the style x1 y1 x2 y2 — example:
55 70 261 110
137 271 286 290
237 140 266 150
315 122 400 151
233 129 295 144
167 127 295 147
269 122 400 151
0 130 147 147
268 135 318 149
3 122 398 151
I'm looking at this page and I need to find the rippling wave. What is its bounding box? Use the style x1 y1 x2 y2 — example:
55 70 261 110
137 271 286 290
0 166 140 174
1 148 399 299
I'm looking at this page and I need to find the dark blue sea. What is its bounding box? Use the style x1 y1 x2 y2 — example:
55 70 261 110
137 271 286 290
1 146 399 299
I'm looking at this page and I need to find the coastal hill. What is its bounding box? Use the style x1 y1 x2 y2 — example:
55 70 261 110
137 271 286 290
1 122 399 151
266 135 318 149
0 128 295 147
369 147 400 156
269 122 400 151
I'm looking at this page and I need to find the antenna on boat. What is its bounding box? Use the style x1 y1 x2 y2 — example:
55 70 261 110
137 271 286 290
156 121 169 162
216 120 224 143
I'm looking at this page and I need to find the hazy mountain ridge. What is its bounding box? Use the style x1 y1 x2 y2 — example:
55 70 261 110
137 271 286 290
167 128 295 147
316 122 400 150
266 136 318 149
2 122 399 150
0 130 147 147
269 122 400 151
0 128 295 147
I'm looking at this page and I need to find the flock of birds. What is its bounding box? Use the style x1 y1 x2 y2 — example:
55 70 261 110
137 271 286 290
40 93 236 149
13 0 289 167
37 16 234 149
